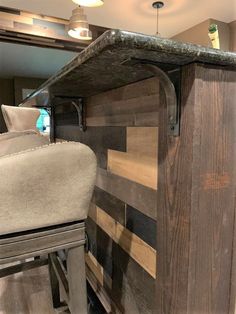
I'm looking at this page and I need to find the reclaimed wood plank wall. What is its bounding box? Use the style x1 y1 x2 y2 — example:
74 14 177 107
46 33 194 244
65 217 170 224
55 64 236 313
0 6 108 52
55 77 159 313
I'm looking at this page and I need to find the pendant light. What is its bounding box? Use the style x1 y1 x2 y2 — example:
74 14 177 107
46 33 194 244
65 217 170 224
68 6 92 40
152 1 164 36
72 0 104 7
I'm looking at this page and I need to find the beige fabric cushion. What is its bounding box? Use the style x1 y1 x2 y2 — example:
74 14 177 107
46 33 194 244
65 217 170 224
0 130 38 142
0 142 97 235
1 105 40 132
0 132 49 157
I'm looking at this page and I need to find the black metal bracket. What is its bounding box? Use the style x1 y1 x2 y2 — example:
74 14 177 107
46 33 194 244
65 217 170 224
122 58 181 136
51 96 86 132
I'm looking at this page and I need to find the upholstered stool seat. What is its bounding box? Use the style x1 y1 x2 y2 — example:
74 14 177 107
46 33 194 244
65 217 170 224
0 130 49 157
0 141 96 235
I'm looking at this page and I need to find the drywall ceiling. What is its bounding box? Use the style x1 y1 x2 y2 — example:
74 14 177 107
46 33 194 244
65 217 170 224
0 41 76 79
0 0 235 38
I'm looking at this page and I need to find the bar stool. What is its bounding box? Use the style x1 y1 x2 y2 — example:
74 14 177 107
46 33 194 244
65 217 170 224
0 106 97 313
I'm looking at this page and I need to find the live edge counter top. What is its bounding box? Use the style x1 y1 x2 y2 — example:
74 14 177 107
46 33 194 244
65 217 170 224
21 30 236 314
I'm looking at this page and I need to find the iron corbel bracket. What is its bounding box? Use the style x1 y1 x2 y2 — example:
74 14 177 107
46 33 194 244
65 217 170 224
51 96 86 132
122 58 181 136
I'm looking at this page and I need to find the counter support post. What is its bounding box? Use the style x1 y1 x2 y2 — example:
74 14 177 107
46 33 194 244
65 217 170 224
156 63 236 314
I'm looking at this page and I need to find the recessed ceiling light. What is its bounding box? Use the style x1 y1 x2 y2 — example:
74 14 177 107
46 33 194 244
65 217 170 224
72 0 104 7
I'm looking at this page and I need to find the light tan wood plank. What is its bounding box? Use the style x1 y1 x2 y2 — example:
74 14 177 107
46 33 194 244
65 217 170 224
0 12 33 25
86 266 114 313
0 18 13 28
127 127 158 158
108 150 157 190
85 252 104 286
20 11 69 25
89 205 157 278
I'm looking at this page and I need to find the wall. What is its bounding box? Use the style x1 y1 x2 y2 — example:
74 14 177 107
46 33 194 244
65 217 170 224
0 78 14 132
55 77 159 313
14 76 46 105
172 18 233 51
229 20 236 51
0 76 46 132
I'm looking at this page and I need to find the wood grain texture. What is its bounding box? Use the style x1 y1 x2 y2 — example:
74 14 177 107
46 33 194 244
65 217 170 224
187 65 236 314
155 63 236 314
96 167 157 220
89 204 156 278
126 205 156 249
0 6 108 52
107 149 157 189
127 127 158 158
85 77 159 127
87 95 159 118
86 111 159 127
112 243 156 314
87 77 159 107
86 217 114 279
86 265 117 314
55 125 126 169
0 265 56 314
85 251 104 286
93 187 126 225
20 11 70 25
0 12 33 24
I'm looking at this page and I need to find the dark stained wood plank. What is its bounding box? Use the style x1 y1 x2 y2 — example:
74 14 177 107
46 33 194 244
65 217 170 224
187 65 236 314
155 64 196 313
93 187 126 225
86 95 159 118
126 205 156 249
86 217 113 278
55 104 159 128
96 167 157 220
87 77 159 107
56 126 126 169
0 6 20 15
156 63 236 314
111 243 155 314
89 205 156 278
86 111 159 127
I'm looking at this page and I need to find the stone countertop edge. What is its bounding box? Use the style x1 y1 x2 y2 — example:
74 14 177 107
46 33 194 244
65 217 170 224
20 29 236 106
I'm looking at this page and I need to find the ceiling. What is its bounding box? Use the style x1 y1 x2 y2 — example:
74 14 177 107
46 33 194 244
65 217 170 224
0 0 235 38
0 41 76 78
0 0 235 80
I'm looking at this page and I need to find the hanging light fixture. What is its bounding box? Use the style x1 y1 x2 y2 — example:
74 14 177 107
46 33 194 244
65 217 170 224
68 6 92 40
152 1 164 36
72 0 104 7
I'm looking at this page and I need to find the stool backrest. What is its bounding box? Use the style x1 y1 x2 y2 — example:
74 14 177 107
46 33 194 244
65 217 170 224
1 105 40 133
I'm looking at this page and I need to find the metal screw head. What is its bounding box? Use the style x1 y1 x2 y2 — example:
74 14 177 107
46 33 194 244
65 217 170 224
152 1 164 9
